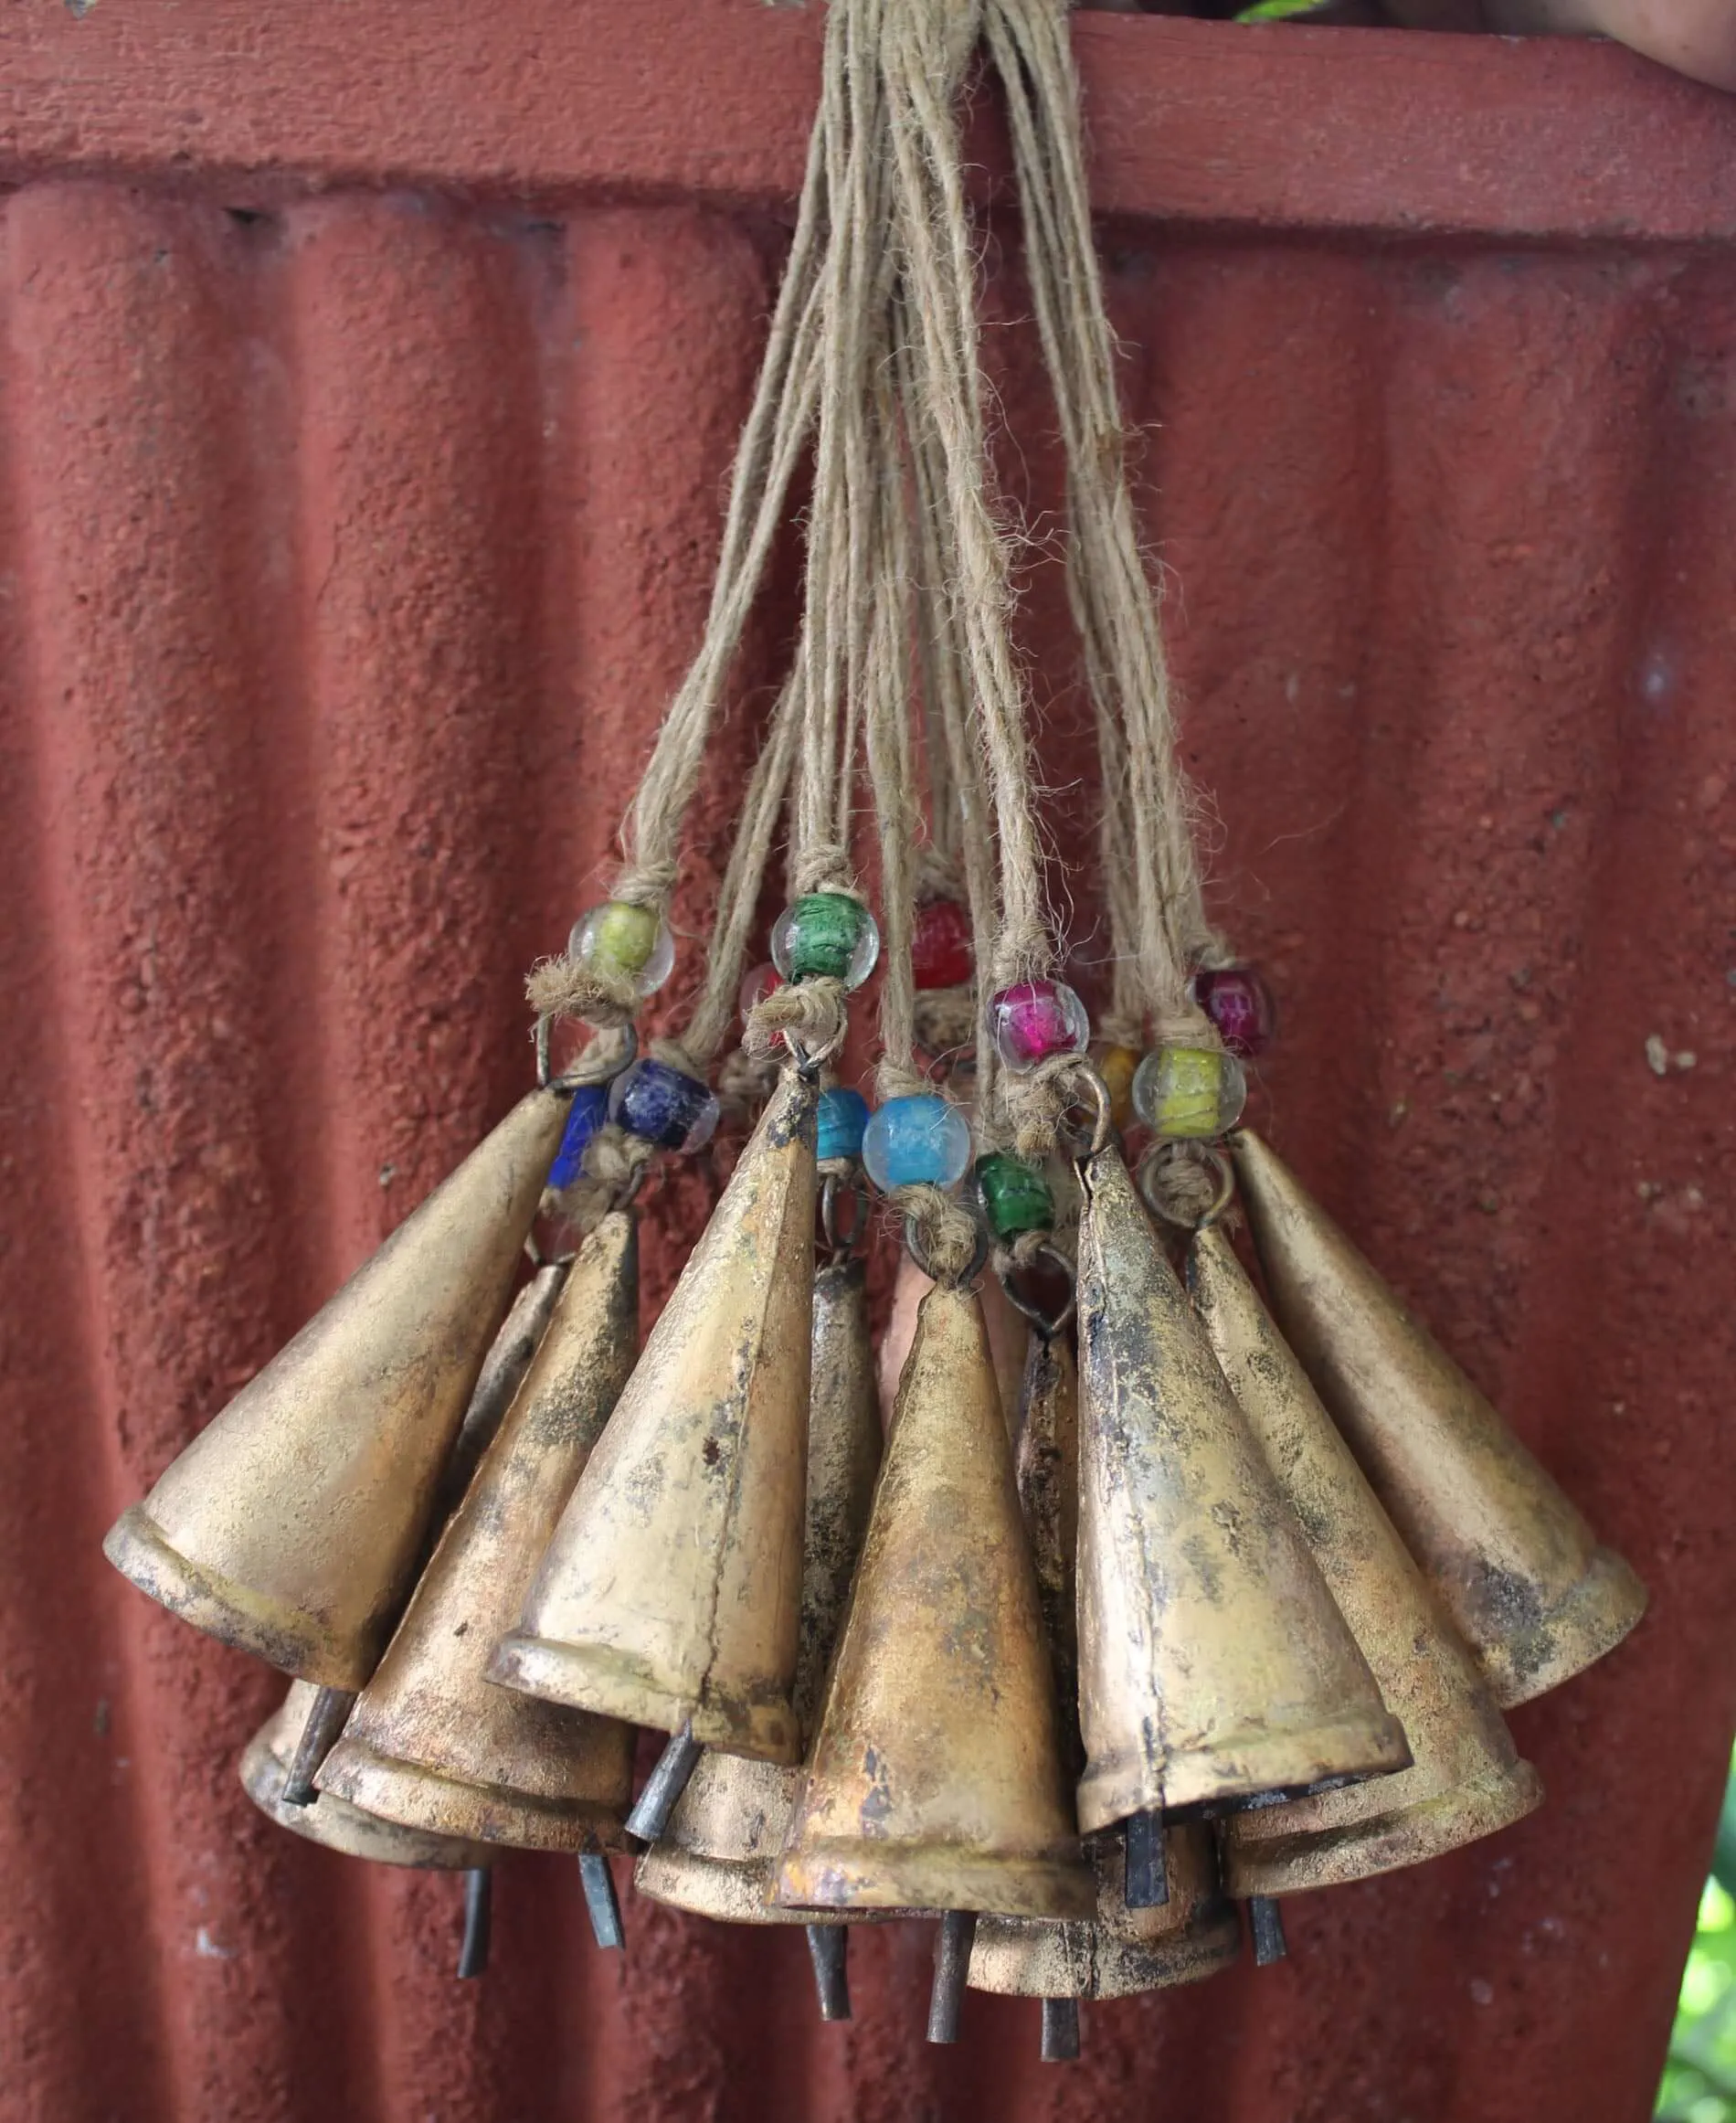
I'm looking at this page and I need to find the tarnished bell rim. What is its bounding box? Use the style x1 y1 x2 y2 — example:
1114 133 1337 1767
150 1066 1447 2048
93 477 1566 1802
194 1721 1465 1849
101 1089 572 1689
490 1068 819 1765
1229 1129 1646 1711
1187 1221 1543 1897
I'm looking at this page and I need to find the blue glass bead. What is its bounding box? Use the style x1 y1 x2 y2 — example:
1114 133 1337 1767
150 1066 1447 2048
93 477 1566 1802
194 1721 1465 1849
817 1087 871 1164
546 1085 609 1190
862 1095 972 1194
609 1058 720 1153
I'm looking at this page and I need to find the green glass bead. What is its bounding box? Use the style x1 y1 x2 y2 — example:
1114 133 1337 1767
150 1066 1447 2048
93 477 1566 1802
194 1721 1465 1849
975 1152 1054 1238
1131 1045 1248 1140
771 893 880 988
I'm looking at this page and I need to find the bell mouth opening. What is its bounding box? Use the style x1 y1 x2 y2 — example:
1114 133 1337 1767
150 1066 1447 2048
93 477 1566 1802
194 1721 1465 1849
314 1734 630 1854
103 1504 368 1687
1478 1545 1649 1711
239 1729 492 1870
774 1842 1097 1922
488 1631 802 1767
968 1901 1244 2001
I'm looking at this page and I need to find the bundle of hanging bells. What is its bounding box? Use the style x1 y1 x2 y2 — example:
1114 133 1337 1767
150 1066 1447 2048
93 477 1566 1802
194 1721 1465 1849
101 0 1646 2063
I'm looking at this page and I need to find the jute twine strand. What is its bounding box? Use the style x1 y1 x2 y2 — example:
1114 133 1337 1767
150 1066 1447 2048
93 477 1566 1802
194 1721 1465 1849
526 93 834 1032
987 0 1222 1051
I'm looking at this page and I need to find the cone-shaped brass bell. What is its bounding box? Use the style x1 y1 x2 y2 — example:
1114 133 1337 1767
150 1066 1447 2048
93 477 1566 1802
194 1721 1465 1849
493 1067 819 1761
1188 1223 1543 1895
104 1090 571 1686
315 1212 640 1849
637 1254 884 1921
969 1821 1241 2001
969 1323 1239 2000
1231 1129 1646 1708
240 1681 492 1870
1074 1145 1408 1831
775 1278 1094 1918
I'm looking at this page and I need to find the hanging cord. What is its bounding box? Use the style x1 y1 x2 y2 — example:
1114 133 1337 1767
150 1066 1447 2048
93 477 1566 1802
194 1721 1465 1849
526 79 836 1034
986 0 1223 1046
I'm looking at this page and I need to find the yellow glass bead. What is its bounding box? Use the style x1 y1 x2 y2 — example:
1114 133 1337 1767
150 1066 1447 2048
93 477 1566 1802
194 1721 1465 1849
1097 1045 1140 1131
569 900 674 995
1131 1045 1247 1140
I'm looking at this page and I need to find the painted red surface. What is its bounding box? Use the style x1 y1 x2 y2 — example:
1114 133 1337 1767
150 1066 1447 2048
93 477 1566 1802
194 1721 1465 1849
0 5 1731 2121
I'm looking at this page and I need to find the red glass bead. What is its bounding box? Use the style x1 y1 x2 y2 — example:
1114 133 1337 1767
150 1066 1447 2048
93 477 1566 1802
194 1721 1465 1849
911 898 973 991
738 960 782 1023
1192 966 1276 1058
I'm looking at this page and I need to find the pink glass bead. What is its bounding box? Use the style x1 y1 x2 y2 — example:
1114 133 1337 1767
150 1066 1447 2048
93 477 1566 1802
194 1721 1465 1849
1191 966 1276 1058
990 979 1090 1075
738 961 782 1024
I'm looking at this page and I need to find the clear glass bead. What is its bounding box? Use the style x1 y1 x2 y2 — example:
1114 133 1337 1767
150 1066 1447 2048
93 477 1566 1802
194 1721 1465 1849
989 979 1090 1075
1131 1046 1248 1140
568 900 674 997
911 897 973 991
608 1057 720 1153
770 893 880 990
1191 966 1277 1059
862 1095 972 1193
737 960 782 1023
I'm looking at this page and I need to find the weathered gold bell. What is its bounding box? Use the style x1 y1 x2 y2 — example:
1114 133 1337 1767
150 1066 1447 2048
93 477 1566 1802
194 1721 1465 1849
1074 1144 1409 1831
969 1821 1241 2001
493 1067 818 1762
1231 1129 1646 1708
241 1681 492 1870
314 1212 640 1849
1188 1222 1544 1895
637 1252 884 1921
104 1090 571 1686
439 1258 570 1513
969 1324 1239 2006
775 1277 1094 1919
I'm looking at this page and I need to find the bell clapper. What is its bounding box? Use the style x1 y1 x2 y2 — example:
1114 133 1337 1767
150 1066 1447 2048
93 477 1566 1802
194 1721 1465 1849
1122 1809 1169 1909
626 1725 703 1843
1248 1895 1288 1968
579 1852 625 1951
926 1910 979 2043
457 1867 493 1980
806 1925 852 2023
1040 1996 1081 2064
280 1686 356 1809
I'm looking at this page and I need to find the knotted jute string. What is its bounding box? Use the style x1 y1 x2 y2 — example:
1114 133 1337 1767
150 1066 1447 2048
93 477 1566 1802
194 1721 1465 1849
526 48 841 1035
987 0 1223 1051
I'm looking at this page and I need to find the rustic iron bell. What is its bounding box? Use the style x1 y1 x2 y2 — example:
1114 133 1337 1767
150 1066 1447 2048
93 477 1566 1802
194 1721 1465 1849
314 1212 640 1850
241 1681 492 1870
775 1276 1094 1919
493 1067 818 1762
1188 1221 1543 1895
1074 1143 1409 1831
969 1820 1241 2002
104 1089 572 1687
1231 1129 1646 1708
637 1251 883 1922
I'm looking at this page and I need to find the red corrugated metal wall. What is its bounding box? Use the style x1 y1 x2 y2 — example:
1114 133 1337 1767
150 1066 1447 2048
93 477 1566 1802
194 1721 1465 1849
1 5 1731 2119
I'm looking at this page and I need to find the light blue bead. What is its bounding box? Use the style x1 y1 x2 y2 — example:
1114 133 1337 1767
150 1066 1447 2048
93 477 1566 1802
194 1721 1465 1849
817 1087 871 1163
862 1095 972 1194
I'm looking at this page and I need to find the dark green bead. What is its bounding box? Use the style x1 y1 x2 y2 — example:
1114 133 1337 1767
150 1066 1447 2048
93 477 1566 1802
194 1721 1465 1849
975 1152 1053 1237
775 892 877 985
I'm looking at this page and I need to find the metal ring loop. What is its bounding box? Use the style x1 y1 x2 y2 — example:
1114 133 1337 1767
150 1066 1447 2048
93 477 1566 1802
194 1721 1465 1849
785 1027 847 1082
996 1241 1077 1341
1056 1063 1114 1162
903 1211 990 1290
820 1170 867 1262
1136 1142 1235 1232
536 1014 639 1092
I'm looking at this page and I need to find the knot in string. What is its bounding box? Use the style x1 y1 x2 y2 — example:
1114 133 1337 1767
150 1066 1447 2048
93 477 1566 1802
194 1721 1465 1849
745 979 848 1063
525 954 638 1034
894 1182 983 1285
